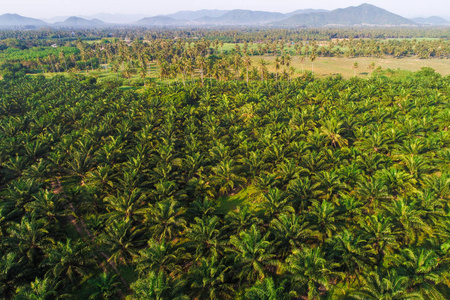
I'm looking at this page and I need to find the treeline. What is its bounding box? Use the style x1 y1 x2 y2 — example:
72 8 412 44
1 33 449 85
1 27 450 42
1 69 450 298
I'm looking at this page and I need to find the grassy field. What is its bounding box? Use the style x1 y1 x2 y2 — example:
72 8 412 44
217 186 260 214
255 56 450 78
33 56 449 83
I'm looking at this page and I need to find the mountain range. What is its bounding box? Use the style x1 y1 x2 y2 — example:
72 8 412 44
411 16 449 25
52 16 105 28
0 4 448 29
273 4 415 26
0 13 47 28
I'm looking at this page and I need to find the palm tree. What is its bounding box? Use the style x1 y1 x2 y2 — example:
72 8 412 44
384 198 430 245
376 168 417 198
103 188 147 224
349 270 422 300
210 159 246 195
134 238 185 277
313 170 347 201
243 56 252 85
258 188 294 220
186 255 234 300
122 62 136 85
0 253 32 299
14 277 62 300
25 190 63 227
359 214 396 267
87 272 121 300
196 56 206 86
331 230 371 285
353 62 359 76
287 177 321 211
6 216 50 267
225 205 262 233
389 248 448 299
129 270 186 300
270 213 312 258
306 200 342 244
245 277 289 300
258 59 268 81
139 63 148 86
274 57 281 81
43 239 95 285
145 199 187 241
320 118 348 148
284 247 336 300
228 224 275 283
186 216 223 260
99 220 143 266
309 51 317 73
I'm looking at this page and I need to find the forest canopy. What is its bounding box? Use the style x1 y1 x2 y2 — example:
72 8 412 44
1 67 450 298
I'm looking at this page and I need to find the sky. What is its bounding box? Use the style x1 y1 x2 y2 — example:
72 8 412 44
1 0 449 19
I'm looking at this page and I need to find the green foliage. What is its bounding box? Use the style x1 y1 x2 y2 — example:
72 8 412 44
0 46 79 62
0 62 28 79
1 69 450 299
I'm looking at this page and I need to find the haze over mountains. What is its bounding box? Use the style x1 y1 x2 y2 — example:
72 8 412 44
273 4 415 26
0 4 448 29
0 13 47 28
412 16 449 25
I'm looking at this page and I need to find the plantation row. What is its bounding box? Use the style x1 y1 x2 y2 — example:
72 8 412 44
1 69 450 298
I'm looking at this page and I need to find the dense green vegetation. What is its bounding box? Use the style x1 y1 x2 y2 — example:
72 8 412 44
1 65 450 298
1 32 449 86
0 46 79 63
1 27 450 299
1 27 450 43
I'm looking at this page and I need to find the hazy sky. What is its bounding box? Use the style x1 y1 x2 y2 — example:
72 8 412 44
2 0 449 18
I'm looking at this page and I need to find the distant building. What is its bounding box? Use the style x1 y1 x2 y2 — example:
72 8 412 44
51 44 58 48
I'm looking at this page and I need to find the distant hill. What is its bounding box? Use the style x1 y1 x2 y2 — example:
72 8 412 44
166 9 229 20
84 13 149 23
53 16 107 28
195 9 285 25
45 14 150 24
274 3 416 26
0 13 47 28
0 5 426 29
43 16 71 23
412 16 448 25
136 16 185 26
284 9 329 18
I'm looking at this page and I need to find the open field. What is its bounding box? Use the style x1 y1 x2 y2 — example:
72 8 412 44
33 56 449 86
255 56 450 78
25 49 449 83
